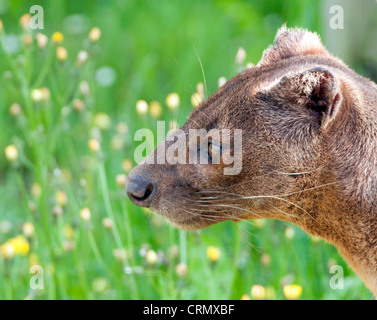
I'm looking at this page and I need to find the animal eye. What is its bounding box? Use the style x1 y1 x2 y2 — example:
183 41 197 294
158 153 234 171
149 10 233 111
208 142 222 163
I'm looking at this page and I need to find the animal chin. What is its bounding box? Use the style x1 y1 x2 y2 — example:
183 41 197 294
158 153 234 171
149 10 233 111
152 209 216 230
166 217 214 230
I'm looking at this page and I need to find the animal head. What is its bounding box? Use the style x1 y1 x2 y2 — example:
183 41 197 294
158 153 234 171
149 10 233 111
125 26 366 233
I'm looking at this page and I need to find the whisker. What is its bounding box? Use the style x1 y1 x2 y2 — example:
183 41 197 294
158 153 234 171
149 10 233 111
179 208 220 223
209 203 265 219
185 202 260 226
271 166 324 175
192 165 325 193
185 192 315 220
194 45 208 99
266 202 301 219
233 222 261 253
198 182 337 199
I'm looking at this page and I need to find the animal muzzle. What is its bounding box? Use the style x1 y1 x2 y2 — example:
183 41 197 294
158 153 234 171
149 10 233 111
126 173 156 208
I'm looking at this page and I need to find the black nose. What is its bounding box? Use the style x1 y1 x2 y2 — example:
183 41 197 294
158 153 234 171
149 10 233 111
126 175 156 207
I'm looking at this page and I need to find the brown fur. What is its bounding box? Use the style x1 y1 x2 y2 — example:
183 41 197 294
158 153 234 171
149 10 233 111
127 27 377 296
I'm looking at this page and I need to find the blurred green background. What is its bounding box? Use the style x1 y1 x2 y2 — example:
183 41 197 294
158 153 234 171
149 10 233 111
0 0 375 300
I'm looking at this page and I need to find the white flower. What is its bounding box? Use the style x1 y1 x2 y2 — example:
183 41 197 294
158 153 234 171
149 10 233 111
4 145 18 162
36 33 48 48
136 100 148 115
218 77 227 88
235 47 247 65
165 93 180 110
77 50 88 66
89 27 101 42
80 207 91 221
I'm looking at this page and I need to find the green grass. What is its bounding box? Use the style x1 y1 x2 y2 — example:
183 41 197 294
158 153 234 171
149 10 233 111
0 0 373 300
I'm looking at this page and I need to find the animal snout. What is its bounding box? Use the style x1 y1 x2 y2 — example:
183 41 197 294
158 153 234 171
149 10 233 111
126 174 156 207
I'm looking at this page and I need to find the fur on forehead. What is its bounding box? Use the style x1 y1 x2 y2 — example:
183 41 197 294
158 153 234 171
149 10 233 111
258 25 330 66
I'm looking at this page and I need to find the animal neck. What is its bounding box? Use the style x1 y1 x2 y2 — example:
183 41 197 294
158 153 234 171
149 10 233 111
298 191 377 296
308 85 377 296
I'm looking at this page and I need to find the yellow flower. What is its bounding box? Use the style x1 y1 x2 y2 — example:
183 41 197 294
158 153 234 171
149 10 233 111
265 286 276 300
261 253 271 266
1 242 15 259
31 89 43 102
251 285 265 300
31 182 42 198
89 138 101 152
283 284 302 300
73 99 85 112
22 222 34 237
0 19 3 32
116 174 127 187
142 207 151 215
136 100 148 115
175 263 188 277
56 191 68 207
149 101 162 118
145 249 158 265
56 46 68 61
80 207 91 221
52 32 64 44
191 92 202 108
206 246 221 263
122 159 133 172
31 87 50 102
41 87 51 100
4 145 18 162
165 93 180 110
94 112 111 130
19 13 31 30
92 277 110 293
254 219 265 228
284 226 295 240
241 294 250 300
9 235 29 256
63 224 74 239
9 103 21 116
28 253 39 266
89 27 101 42
23 34 32 46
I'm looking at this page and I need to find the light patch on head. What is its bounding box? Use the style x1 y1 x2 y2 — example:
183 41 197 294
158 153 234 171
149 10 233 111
258 25 330 67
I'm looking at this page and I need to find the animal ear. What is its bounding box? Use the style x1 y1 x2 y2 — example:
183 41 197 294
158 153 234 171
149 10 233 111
274 67 342 128
258 25 330 66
